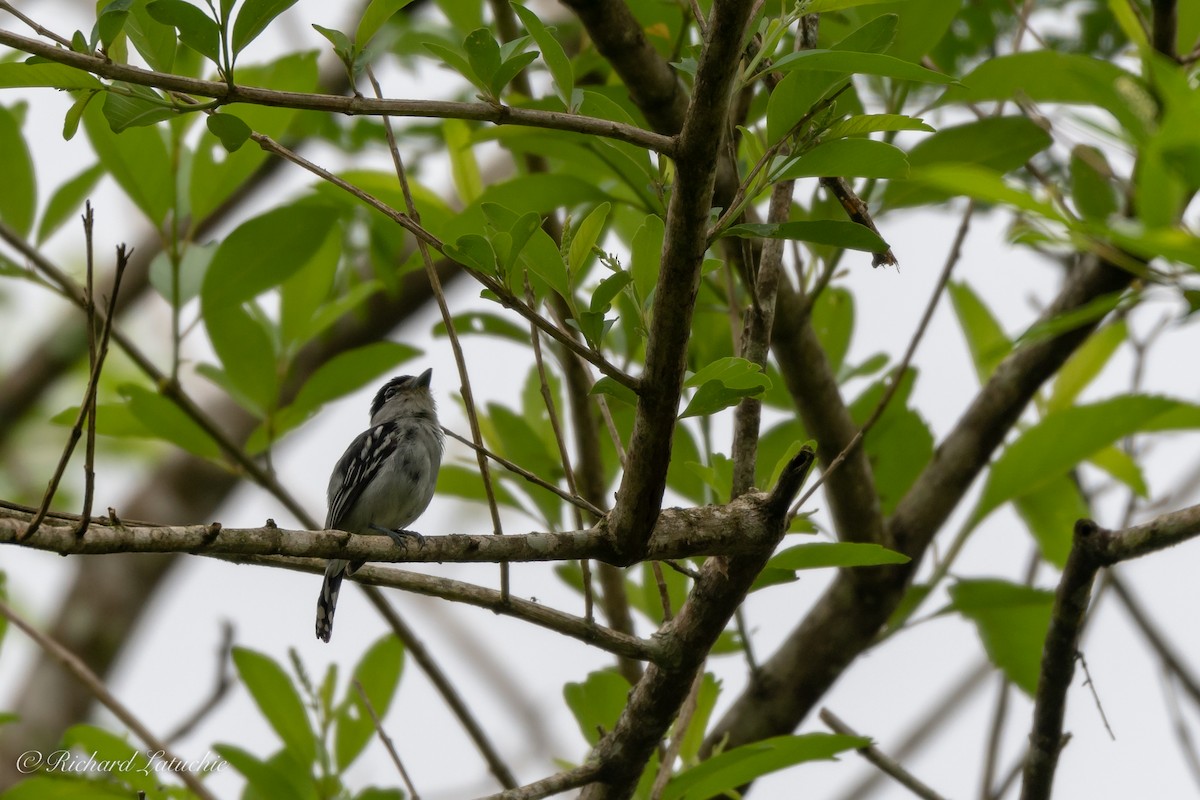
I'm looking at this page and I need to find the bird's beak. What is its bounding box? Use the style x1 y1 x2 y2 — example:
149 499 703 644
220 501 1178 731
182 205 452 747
417 368 433 388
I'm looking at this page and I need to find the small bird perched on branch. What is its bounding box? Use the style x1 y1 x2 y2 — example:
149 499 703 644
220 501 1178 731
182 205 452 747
316 369 443 642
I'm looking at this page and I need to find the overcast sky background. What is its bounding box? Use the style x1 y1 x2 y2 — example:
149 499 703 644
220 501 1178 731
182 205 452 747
2 1 1200 798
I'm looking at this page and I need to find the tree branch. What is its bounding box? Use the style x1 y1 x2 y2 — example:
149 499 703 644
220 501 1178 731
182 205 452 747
0 487 791 565
707 250 1134 753
580 448 814 800
0 28 674 155
1022 506 1200 799
225 553 659 664
606 0 757 560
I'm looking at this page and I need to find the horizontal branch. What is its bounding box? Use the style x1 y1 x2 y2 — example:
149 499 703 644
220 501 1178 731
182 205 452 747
222 553 660 664
0 490 779 565
0 28 675 156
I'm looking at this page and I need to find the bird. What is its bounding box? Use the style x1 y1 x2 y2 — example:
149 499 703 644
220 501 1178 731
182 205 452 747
315 368 443 642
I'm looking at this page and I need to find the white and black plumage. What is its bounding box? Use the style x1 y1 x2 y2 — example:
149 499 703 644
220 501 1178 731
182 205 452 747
316 368 443 642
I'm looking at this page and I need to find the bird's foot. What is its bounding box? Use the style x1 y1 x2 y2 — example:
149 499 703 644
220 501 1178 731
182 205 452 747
371 524 425 547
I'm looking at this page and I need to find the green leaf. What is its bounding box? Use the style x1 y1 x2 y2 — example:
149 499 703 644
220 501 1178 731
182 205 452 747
102 83 177 132
681 357 771 419
848 370 933 515
769 542 909 571
97 0 133 48
811 286 854 377
0 104 36 237
444 234 498 274
511 3 574 107
62 90 98 141
83 97 173 223
61 724 155 793
568 202 612 280
37 163 104 244
630 213 664 305
720 220 888 252
823 113 934 139
231 647 316 765
590 375 637 406
190 52 318 223
445 118 483 204
662 734 868 800
774 139 909 180
335 635 405 770
806 0 903 11
434 311 529 344
492 50 539 97
769 49 955 83
1014 475 1090 568
885 117 1054 208
0 63 103 90
146 0 220 63
118 384 223 459
356 0 415 46
1070 145 1119 223
313 23 356 64
437 463 521 509
905 163 1064 220
149 241 215 306
1046 320 1126 412
463 27 501 96
279 224 341 346
125 3 178 72
206 112 252 152
937 52 1151 141
203 304 278 414
213 744 312 800
423 40 479 87
202 205 340 309
949 579 1054 696
589 270 632 314
1 776 134 799
563 670 631 746
232 0 300 55
263 342 420 448
948 281 1011 384
1089 444 1148 497
973 395 1186 523
1015 291 1129 345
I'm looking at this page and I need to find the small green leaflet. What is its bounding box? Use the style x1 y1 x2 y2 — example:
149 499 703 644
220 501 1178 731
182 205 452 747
680 357 770 418
720 221 887 252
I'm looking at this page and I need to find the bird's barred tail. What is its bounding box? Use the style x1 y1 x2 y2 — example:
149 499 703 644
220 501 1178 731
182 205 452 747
316 559 349 642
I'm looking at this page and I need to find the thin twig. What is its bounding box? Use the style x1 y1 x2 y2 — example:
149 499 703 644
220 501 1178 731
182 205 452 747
249 129 639 392
0 597 218 800
478 763 601 800
820 708 951 800
353 680 422 800
1077 650 1115 740
1109 573 1200 708
650 562 673 621
361 587 518 790
1163 669 1200 792
441 427 606 517
78 204 98 537
164 621 235 744
21 241 129 541
792 200 976 518
367 67 510 601
980 675 1011 800
649 670 706 800
0 26 674 154
0 219 321 529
